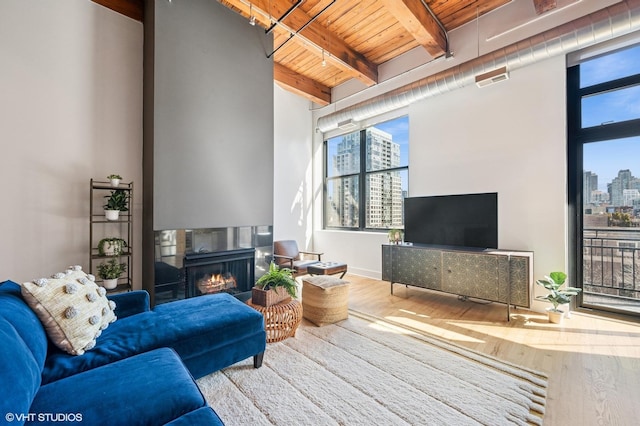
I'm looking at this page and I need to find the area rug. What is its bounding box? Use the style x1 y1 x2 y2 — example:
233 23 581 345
197 311 547 425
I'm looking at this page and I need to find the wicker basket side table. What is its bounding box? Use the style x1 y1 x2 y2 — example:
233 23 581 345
246 299 303 343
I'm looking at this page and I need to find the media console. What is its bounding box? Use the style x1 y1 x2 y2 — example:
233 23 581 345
381 244 533 321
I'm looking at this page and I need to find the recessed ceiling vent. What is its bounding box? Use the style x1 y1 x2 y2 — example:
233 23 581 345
337 119 359 131
475 66 509 88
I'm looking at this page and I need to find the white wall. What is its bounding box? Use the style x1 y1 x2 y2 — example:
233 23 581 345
299 55 568 312
273 84 314 249
0 0 143 284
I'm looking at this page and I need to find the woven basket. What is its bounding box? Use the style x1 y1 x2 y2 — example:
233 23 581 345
251 286 291 307
302 276 349 326
247 299 303 343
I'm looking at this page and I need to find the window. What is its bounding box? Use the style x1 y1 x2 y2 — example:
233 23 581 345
324 116 409 230
568 41 640 317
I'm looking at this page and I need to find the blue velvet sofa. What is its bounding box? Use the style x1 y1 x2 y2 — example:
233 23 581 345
0 280 266 425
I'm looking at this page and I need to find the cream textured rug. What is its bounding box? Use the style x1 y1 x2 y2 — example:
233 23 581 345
197 311 547 425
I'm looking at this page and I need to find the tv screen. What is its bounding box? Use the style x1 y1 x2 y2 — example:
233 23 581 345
403 193 498 249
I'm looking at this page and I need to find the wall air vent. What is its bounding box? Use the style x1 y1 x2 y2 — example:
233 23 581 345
337 119 359 131
475 66 509 88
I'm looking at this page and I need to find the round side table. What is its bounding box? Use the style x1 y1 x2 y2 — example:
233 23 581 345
247 298 303 343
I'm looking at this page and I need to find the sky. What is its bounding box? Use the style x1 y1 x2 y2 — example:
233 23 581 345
580 44 640 191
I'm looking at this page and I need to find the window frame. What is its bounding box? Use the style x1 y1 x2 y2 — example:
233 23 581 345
323 117 409 231
567 41 640 316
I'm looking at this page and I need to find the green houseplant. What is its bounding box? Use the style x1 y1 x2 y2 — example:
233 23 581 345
103 189 129 220
535 271 582 323
97 258 127 290
98 237 127 256
252 262 297 306
107 174 122 187
388 229 404 244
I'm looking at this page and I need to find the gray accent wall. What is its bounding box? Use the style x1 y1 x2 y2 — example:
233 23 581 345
152 0 274 230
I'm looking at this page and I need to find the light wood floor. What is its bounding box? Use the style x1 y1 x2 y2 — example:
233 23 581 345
343 274 640 426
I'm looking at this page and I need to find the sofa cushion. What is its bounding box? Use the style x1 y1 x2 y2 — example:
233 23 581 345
0 281 48 366
30 348 209 426
42 292 265 383
21 266 117 355
0 319 43 420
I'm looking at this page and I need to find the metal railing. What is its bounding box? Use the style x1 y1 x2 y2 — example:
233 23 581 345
583 228 640 300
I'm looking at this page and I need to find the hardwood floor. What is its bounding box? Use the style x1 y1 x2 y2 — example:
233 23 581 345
344 274 640 426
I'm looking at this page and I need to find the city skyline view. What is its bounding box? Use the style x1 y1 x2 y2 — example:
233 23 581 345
581 43 640 196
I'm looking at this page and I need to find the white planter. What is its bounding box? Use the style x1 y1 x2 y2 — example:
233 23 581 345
547 308 564 324
101 241 123 256
110 178 121 187
102 278 118 290
105 210 120 221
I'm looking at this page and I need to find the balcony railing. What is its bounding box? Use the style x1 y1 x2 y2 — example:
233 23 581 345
583 228 640 303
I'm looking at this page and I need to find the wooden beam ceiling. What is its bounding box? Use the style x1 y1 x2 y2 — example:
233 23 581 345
274 62 331 105
381 0 446 57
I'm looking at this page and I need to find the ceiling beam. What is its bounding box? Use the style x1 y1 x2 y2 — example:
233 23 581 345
274 62 331 106
91 0 144 22
380 0 446 57
222 0 377 86
533 0 557 15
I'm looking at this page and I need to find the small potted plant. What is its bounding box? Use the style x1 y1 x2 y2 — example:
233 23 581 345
103 189 129 221
107 174 123 187
535 271 582 324
388 229 404 244
252 262 298 306
97 258 127 290
98 237 127 256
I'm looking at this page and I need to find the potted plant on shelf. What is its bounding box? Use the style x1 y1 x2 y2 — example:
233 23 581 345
107 174 122 187
535 271 582 324
98 237 127 256
97 258 127 290
252 262 297 307
103 189 129 221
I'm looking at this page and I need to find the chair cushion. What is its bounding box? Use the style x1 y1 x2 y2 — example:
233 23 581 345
21 266 117 355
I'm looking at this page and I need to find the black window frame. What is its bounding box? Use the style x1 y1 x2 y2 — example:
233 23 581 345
323 119 409 231
567 42 640 315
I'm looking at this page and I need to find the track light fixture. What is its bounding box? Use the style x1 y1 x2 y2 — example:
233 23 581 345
249 4 256 26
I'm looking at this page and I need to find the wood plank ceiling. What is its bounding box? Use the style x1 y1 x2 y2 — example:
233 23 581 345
94 0 558 106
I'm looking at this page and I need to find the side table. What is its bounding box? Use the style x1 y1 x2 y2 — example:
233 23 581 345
246 299 303 343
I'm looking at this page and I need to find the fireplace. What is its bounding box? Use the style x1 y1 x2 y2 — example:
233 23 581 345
183 248 255 299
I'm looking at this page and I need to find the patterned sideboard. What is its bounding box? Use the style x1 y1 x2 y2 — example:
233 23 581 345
382 244 533 319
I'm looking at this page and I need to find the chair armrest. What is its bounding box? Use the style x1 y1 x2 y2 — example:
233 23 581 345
299 251 323 261
272 254 295 268
107 290 150 318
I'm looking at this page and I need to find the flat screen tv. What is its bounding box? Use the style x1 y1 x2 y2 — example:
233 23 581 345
403 192 498 249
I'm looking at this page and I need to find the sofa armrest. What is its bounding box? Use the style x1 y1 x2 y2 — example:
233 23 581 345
108 290 150 318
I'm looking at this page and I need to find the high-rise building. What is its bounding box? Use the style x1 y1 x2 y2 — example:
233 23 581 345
583 171 598 204
333 127 402 228
608 169 640 206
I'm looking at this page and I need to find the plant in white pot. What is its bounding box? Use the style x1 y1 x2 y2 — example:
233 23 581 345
97 258 127 290
98 237 127 256
103 189 128 221
535 271 582 324
252 262 298 307
107 174 122 187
